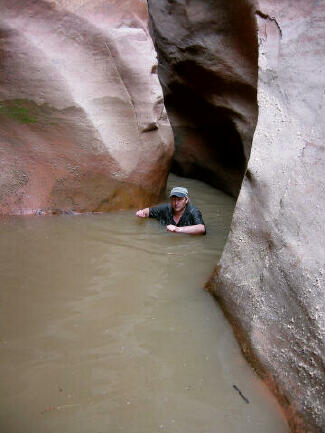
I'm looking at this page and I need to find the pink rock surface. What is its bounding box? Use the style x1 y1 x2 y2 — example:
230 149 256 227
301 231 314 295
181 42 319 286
207 1 325 432
0 0 173 215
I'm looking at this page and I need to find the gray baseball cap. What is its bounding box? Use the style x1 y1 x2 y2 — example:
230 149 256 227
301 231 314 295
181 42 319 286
169 186 189 198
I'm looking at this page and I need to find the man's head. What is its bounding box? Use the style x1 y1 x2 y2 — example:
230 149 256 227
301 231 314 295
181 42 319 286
169 186 188 199
169 186 189 214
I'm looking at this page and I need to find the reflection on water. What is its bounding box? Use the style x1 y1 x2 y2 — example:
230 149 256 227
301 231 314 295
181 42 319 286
0 174 288 433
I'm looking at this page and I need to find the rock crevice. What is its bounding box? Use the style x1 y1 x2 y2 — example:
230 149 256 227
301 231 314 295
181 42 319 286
148 0 258 197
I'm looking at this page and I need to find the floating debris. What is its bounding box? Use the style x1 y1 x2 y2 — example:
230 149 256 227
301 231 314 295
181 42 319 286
233 385 249 404
40 403 80 414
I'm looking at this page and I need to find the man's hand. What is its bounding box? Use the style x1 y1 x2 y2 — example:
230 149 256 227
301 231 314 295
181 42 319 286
136 208 149 218
166 224 206 235
166 224 178 232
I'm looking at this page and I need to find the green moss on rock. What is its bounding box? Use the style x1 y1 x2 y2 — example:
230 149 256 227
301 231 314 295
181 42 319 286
0 100 37 124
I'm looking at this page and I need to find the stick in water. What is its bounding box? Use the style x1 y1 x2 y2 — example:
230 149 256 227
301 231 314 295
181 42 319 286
233 385 250 404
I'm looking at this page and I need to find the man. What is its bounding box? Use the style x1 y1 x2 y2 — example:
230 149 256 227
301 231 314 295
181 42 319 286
136 186 206 235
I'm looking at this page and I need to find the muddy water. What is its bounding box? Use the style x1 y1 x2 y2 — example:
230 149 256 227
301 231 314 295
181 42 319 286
0 174 288 433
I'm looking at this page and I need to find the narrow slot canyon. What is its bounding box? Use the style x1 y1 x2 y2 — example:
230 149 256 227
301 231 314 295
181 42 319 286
147 2 325 432
0 1 324 433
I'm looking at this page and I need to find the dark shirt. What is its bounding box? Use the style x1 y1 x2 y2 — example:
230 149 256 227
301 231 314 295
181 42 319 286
149 202 206 233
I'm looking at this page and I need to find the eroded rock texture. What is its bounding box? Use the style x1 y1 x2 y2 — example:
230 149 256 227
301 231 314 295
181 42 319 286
148 0 258 197
207 1 325 432
0 0 173 215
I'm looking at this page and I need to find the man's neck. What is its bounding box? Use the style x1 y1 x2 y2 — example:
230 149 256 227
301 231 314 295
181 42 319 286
173 209 184 217
173 206 187 222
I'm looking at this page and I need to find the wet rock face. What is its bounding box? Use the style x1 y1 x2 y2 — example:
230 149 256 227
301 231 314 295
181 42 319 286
207 1 325 432
0 0 173 216
147 0 258 197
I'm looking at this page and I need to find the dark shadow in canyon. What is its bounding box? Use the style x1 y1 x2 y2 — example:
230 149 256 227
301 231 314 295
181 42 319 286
148 0 259 198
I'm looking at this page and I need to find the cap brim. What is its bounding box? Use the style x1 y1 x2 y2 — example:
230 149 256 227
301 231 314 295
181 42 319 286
169 192 186 198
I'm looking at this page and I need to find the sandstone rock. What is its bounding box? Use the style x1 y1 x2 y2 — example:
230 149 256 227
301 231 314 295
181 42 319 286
147 0 258 197
0 0 173 216
207 1 325 432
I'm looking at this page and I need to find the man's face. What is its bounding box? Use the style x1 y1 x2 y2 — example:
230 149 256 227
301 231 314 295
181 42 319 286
170 195 188 213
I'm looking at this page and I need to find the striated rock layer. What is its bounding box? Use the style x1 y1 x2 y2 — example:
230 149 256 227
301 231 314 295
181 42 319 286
206 1 325 432
148 0 258 197
0 0 173 216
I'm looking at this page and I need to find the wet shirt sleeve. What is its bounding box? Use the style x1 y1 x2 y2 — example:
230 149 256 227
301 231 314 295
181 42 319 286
189 207 205 226
149 203 171 224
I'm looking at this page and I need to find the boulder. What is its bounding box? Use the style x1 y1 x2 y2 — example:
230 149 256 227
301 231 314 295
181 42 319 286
147 0 258 196
0 0 173 216
207 1 325 432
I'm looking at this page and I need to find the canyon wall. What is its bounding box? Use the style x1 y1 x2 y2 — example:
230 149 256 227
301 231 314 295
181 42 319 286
148 0 325 432
207 1 325 432
147 0 258 197
0 0 173 216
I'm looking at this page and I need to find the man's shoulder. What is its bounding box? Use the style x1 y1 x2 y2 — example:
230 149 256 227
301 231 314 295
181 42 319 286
150 202 170 211
184 202 205 227
149 202 171 218
186 202 201 214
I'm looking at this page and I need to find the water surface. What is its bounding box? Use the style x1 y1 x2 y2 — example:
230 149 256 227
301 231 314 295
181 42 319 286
0 175 288 433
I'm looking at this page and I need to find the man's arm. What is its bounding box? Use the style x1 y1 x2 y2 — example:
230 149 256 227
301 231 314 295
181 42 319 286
166 224 206 235
136 203 167 219
136 208 150 218
166 205 206 234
